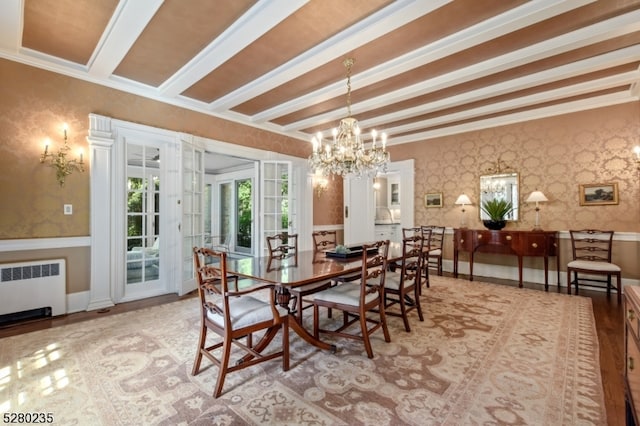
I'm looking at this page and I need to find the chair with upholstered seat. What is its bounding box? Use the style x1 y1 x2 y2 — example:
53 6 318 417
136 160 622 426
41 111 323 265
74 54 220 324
286 232 340 323
567 229 621 302
382 233 425 332
310 240 391 358
191 247 289 398
422 225 445 276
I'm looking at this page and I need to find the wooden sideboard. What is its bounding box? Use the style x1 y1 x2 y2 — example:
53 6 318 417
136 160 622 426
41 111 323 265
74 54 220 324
453 228 559 289
626 286 640 425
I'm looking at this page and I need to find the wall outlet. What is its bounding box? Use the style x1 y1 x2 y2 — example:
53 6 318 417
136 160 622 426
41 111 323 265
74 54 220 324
64 204 73 215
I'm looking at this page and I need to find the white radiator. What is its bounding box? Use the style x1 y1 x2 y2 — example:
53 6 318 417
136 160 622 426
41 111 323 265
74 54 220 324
0 259 66 317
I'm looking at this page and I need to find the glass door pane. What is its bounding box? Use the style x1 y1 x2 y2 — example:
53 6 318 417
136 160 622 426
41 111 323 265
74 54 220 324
236 178 252 252
126 146 161 287
261 161 292 255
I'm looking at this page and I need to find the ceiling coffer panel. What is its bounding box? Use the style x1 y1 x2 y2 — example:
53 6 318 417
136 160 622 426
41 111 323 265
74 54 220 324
114 0 256 87
22 0 118 65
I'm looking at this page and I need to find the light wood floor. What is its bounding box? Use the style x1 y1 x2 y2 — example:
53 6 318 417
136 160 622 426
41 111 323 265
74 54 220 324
0 275 624 425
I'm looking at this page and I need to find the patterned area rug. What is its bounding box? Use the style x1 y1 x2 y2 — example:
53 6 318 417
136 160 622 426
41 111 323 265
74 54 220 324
0 276 606 425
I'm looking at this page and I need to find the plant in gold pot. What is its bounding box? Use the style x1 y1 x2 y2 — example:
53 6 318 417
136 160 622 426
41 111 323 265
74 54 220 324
481 198 513 230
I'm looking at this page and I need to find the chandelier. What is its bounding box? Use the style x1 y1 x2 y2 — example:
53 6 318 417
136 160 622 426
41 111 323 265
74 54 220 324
308 58 389 177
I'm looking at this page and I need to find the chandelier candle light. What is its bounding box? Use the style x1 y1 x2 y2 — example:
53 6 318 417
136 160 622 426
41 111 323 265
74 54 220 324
308 58 389 177
40 123 84 186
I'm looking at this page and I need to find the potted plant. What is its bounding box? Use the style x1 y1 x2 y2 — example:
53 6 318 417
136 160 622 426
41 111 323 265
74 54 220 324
481 198 513 230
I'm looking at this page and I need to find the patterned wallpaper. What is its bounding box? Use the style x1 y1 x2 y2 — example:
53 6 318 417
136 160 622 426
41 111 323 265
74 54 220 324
1 58 639 238
312 175 344 226
0 59 311 239
389 102 640 233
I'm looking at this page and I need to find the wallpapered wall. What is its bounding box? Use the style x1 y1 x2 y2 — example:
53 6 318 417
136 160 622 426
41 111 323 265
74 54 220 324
311 101 640 233
0 58 310 239
2 57 640 291
389 102 640 233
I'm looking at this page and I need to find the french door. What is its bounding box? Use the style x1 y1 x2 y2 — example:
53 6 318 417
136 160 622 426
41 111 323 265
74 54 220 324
181 140 205 294
215 171 255 254
261 161 295 255
122 142 168 301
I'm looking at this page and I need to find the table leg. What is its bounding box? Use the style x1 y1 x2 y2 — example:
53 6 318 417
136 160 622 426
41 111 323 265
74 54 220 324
276 287 337 353
518 256 523 288
453 249 459 278
556 253 560 290
544 255 549 291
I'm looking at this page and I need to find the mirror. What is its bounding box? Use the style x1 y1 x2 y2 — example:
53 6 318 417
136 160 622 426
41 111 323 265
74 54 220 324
479 172 519 221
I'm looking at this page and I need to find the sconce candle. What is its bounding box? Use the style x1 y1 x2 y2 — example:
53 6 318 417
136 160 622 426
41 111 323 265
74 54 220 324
40 124 84 186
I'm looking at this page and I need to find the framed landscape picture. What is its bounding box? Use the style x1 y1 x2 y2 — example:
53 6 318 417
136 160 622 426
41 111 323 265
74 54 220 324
579 182 618 206
425 192 443 208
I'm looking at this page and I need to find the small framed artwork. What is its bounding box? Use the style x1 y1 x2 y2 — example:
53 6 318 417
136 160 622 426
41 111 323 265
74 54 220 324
425 192 443 208
579 182 619 206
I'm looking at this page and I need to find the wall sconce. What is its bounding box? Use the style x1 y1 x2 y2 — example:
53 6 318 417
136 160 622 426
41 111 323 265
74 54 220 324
40 123 84 186
373 179 381 191
525 190 548 230
312 170 329 197
633 146 640 169
454 194 472 228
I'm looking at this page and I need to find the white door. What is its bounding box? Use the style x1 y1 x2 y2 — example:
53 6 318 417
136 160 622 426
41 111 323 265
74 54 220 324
122 142 171 301
343 175 376 245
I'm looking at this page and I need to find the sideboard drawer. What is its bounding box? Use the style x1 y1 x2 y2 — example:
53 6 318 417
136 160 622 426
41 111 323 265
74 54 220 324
520 234 550 256
474 230 519 246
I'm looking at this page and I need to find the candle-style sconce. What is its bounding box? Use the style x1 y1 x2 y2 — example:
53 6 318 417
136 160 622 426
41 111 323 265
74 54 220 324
633 146 640 169
40 123 84 186
312 170 329 197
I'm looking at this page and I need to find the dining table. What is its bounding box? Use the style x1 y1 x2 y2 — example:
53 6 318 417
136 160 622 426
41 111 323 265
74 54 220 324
224 242 404 353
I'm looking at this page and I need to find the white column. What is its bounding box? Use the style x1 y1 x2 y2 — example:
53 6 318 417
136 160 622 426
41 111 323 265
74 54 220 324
86 114 115 311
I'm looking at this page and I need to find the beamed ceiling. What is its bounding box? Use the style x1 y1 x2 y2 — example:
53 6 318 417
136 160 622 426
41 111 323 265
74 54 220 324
2 0 640 148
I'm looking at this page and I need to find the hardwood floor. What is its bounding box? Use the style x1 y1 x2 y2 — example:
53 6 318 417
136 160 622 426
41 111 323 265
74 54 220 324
0 276 625 425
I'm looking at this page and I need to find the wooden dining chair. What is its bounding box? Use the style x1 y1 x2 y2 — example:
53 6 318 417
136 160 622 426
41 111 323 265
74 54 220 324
422 225 445 276
402 226 433 294
382 234 425 332
567 229 621 302
312 230 337 252
287 231 338 323
193 246 239 292
310 240 391 358
266 233 298 262
191 247 289 398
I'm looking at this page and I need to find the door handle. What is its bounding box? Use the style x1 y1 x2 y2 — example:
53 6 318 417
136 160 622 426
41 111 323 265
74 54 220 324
345 206 349 218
